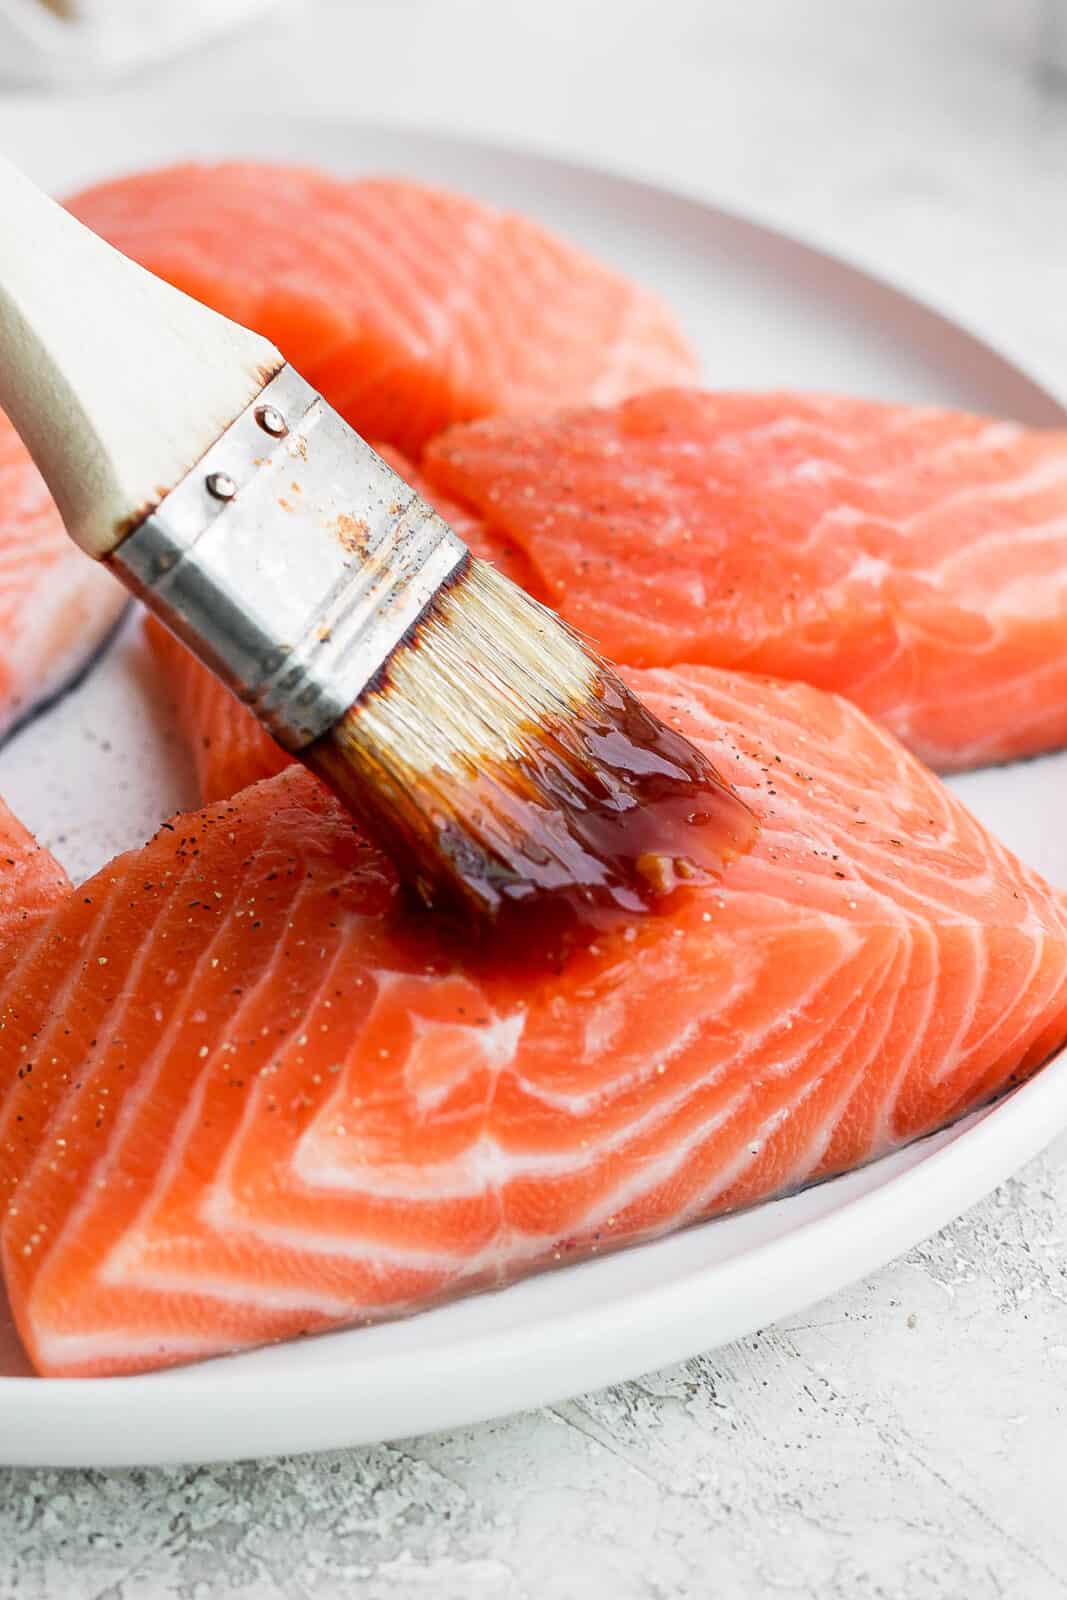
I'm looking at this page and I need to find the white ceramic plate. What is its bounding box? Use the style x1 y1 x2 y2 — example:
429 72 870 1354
1 108 1065 1468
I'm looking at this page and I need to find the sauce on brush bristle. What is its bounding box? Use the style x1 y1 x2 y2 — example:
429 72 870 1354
308 660 757 967
437 670 755 924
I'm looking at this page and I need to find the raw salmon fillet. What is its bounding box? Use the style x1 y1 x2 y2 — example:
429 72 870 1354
144 447 536 804
67 164 699 455
3 665 1065 1378
0 794 71 953
145 615 291 806
0 413 126 738
424 390 1067 771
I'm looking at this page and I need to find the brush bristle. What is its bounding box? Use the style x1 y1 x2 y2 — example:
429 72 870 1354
335 558 599 779
304 558 756 934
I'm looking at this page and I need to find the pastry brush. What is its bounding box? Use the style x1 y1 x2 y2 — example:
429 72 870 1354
0 156 756 932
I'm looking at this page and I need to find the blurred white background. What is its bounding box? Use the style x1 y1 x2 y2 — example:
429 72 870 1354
15 0 1063 376
4 0 1066 380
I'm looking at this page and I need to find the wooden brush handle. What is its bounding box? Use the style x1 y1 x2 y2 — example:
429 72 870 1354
0 157 282 559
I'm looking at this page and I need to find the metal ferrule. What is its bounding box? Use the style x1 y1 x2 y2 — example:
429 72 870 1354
109 366 467 752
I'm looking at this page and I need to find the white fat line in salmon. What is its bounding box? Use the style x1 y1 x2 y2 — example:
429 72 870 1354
31 1327 269 1369
202 953 878 1252
14 845 291 1279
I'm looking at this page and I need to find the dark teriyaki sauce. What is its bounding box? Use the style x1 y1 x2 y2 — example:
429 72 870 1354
313 666 759 976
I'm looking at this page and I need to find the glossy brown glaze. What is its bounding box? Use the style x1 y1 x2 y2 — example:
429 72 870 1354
308 664 757 961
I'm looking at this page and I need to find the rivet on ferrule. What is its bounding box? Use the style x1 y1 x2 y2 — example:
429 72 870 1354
109 365 468 752
255 404 288 438
206 471 238 501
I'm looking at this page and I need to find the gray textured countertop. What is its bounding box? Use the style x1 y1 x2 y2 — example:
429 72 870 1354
3 2 1067 1594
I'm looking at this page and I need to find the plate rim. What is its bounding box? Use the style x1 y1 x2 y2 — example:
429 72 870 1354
3 1066 1064 1468
8 101 1066 420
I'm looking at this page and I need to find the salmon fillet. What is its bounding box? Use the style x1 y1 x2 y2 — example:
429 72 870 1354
142 446 528 803
67 165 699 455
144 615 291 807
0 413 126 739
2 665 1064 1378
0 794 71 952
424 390 1067 771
